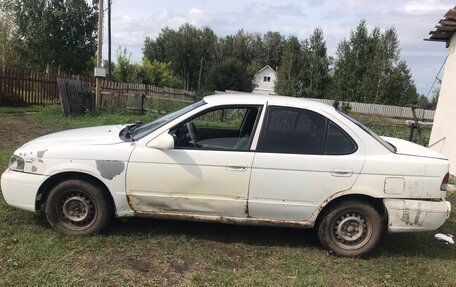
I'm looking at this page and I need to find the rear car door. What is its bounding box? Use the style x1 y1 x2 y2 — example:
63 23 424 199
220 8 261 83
248 106 365 221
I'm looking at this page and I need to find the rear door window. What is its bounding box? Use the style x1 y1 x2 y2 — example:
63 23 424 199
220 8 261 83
258 106 357 155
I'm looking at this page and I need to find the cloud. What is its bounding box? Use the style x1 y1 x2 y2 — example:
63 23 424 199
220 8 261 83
401 0 450 15
106 0 454 94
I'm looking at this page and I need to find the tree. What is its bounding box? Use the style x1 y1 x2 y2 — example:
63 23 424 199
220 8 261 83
13 0 98 74
302 28 331 98
331 20 372 102
330 20 418 105
143 24 217 91
275 29 331 99
262 31 285 70
206 57 254 92
0 0 19 67
382 61 417 106
134 59 181 88
275 36 303 97
112 47 136 83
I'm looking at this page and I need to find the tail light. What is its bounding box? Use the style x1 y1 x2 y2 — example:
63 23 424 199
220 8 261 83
441 172 450 191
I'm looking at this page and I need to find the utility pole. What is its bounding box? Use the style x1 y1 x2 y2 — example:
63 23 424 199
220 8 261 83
95 0 104 112
108 0 112 80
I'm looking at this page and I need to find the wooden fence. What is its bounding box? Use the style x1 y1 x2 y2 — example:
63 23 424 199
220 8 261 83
56 78 196 115
0 67 195 111
0 67 92 106
0 68 60 106
100 80 195 103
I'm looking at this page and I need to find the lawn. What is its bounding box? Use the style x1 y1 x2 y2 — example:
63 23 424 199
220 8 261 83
0 106 455 286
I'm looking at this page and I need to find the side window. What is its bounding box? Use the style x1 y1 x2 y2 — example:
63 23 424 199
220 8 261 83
259 107 326 154
324 122 357 155
171 106 260 151
259 106 357 155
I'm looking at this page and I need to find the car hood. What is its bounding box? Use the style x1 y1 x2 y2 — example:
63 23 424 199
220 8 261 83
22 125 126 148
381 136 447 160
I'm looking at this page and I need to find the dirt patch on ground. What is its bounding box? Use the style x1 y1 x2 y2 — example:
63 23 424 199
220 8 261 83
203 240 241 257
121 257 153 273
169 256 193 274
0 113 61 149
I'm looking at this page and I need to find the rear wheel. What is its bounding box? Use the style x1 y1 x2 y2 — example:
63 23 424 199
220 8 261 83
318 200 382 257
45 179 112 235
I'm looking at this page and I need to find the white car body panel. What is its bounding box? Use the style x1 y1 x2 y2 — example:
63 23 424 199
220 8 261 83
249 152 365 221
0 94 451 234
384 199 451 232
1 170 48 211
127 147 254 217
3 125 136 217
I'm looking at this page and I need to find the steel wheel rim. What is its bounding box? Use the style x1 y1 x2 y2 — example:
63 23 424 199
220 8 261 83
60 190 97 230
331 210 372 250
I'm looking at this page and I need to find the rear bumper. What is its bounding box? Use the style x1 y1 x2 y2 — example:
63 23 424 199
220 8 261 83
1 169 49 212
384 198 451 233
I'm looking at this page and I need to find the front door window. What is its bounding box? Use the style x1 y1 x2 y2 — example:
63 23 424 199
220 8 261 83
171 106 261 151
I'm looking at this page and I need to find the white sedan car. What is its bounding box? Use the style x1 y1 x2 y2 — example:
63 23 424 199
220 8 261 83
1 94 451 257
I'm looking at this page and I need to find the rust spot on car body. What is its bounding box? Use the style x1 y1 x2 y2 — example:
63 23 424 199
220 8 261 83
133 210 313 228
401 208 411 225
96 160 125 180
413 203 422 225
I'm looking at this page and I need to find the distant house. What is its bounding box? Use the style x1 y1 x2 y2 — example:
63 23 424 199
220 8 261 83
253 65 276 95
426 6 456 175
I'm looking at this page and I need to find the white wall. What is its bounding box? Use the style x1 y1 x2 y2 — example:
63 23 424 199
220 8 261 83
429 33 456 175
253 68 276 93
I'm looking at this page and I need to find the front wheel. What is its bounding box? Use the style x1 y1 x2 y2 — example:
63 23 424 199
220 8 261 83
317 200 382 257
45 179 113 235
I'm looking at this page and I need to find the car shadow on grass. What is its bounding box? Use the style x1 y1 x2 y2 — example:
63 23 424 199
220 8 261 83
29 212 456 259
105 217 322 249
103 217 456 259
367 232 456 260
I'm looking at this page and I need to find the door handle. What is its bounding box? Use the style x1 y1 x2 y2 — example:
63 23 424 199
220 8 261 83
331 169 353 177
225 165 247 171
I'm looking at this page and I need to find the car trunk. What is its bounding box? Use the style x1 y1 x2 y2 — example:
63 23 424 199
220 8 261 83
381 136 447 160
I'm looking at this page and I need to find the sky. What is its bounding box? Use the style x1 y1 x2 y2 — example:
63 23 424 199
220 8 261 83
103 0 455 97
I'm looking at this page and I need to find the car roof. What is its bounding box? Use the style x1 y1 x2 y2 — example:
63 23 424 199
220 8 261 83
203 94 335 112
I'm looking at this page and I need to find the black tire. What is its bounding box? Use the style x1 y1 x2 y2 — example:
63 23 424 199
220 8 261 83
317 200 382 257
45 179 113 235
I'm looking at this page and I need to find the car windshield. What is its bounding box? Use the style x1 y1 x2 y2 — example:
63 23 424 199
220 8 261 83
338 111 396 153
129 100 206 140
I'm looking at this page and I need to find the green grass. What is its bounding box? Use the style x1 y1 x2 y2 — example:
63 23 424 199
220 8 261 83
0 107 455 286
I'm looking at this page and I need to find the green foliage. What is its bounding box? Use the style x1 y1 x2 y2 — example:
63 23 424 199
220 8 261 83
275 36 303 97
112 47 136 83
0 0 19 67
144 24 217 91
136 20 420 106
138 59 181 88
303 28 332 98
274 29 331 98
331 20 418 106
12 0 98 74
206 57 254 92
112 47 182 88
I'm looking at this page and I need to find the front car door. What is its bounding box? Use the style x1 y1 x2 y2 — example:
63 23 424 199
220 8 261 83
248 105 366 221
127 104 263 217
